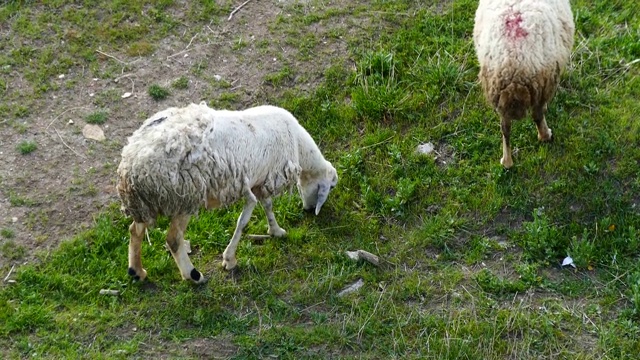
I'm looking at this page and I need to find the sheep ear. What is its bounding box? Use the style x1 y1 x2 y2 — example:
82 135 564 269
315 182 331 215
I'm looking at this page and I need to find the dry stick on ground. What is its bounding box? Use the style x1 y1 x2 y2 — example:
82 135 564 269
95 50 128 65
114 74 137 95
3 265 15 282
228 0 253 21
52 127 86 159
625 58 640 67
167 32 202 59
45 106 88 130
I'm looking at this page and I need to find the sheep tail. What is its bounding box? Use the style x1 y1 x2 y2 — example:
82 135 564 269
116 174 157 227
497 82 531 120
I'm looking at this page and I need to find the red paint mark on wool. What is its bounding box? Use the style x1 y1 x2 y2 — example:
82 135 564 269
504 12 528 39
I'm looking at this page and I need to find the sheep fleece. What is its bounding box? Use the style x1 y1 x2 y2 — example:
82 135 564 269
473 0 574 118
117 103 303 225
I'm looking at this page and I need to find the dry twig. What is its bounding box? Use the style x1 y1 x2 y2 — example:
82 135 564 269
625 58 640 67
45 106 88 130
53 127 86 159
228 0 253 21
95 50 128 65
4 265 15 282
167 32 202 59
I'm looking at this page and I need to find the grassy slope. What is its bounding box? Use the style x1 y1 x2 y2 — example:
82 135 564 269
2 0 640 358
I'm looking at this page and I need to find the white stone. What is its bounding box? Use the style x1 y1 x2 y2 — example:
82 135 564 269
338 278 364 297
82 124 106 142
417 142 435 155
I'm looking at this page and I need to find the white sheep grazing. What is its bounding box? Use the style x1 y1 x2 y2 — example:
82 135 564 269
473 0 574 168
116 102 338 283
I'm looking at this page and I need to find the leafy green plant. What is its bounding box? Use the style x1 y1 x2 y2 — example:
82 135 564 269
171 76 189 89
519 208 564 262
0 228 15 239
85 110 108 124
148 84 170 100
16 140 37 154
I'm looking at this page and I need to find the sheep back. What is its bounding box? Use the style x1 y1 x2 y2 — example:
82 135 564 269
473 0 574 119
117 103 303 225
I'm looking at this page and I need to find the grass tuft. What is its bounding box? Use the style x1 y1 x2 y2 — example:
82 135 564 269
171 76 189 89
0 228 15 239
148 84 170 100
16 140 37 154
85 110 108 124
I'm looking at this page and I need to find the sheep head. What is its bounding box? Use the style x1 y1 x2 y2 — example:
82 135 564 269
298 161 338 215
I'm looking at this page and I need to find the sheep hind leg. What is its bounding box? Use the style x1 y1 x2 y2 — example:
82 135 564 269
261 197 286 237
500 115 514 168
222 196 258 270
533 103 552 142
166 214 206 284
128 221 148 281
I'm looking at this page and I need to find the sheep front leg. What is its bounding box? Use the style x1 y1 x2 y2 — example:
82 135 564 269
533 103 553 141
128 221 148 281
222 198 257 270
166 215 206 284
500 115 514 168
261 197 287 237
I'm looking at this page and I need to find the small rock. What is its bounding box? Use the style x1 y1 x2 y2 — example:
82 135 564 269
121 92 132 99
345 251 360 261
345 250 379 266
82 124 106 142
68 119 74 125
417 142 435 155
213 74 222 81
12 217 18 223
184 53 189 58
58 74 65 79
89 93 95 97
338 278 364 297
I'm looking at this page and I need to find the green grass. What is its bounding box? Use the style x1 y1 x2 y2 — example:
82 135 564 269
0 228 15 239
16 140 37 155
1 240 25 260
171 76 189 89
148 84 170 101
2 0 640 358
85 110 108 125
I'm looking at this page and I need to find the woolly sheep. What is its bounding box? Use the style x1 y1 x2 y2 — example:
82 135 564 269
116 102 338 283
473 0 574 168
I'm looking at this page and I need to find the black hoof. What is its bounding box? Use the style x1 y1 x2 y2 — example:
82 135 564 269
128 267 141 281
190 268 202 282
